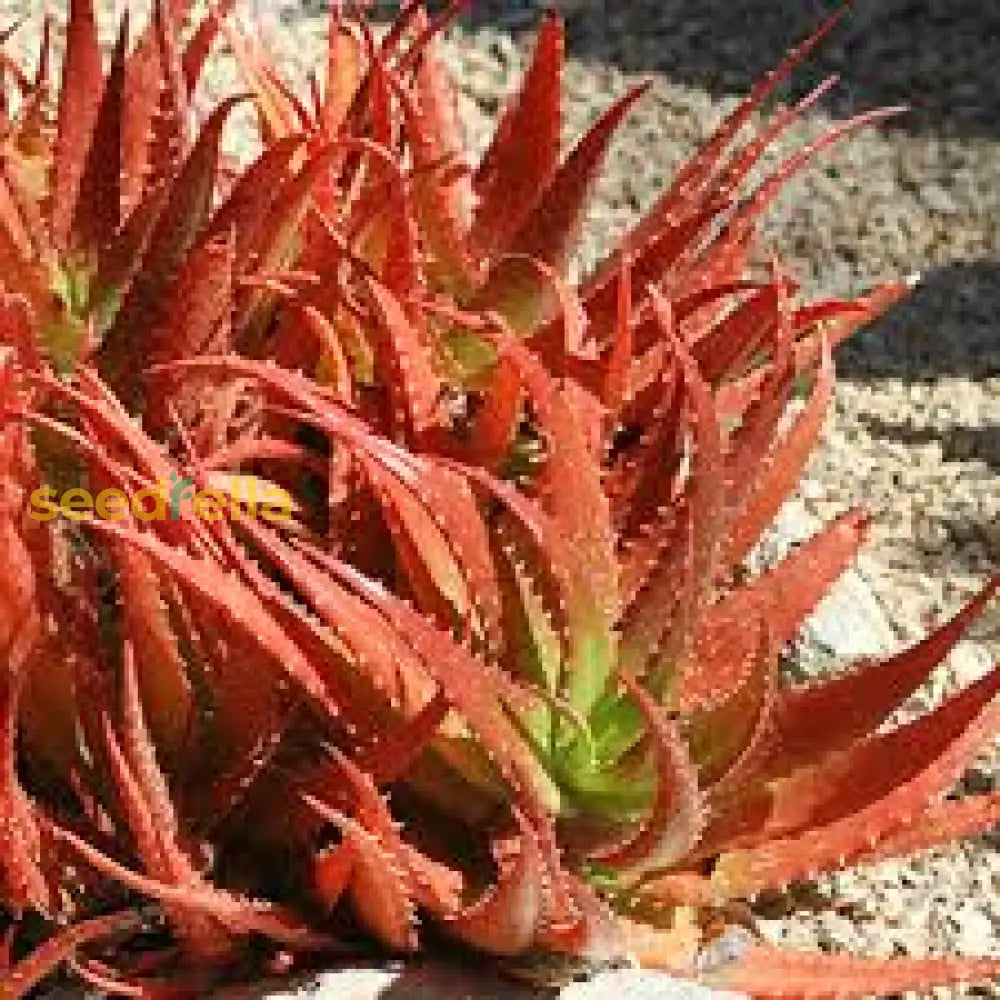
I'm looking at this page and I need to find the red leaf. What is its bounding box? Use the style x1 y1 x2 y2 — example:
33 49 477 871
50 822 330 950
50 0 103 250
849 791 1000 866
704 660 1000 896
205 134 307 271
182 0 237 95
724 338 835 568
708 943 1000 999
492 331 619 713
73 13 128 253
112 545 195 761
0 912 142 1000
472 13 564 259
144 0 191 192
625 6 851 244
590 675 703 874
755 578 1000 780
84 519 341 724
320 15 364 135
682 510 870 712
407 15 478 291
143 230 236 433
100 96 245 395
365 277 443 440
466 352 523 470
685 621 777 791
443 816 545 957
500 81 650 274
621 293 725 697
0 680 51 916
102 649 230 960
311 805 418 953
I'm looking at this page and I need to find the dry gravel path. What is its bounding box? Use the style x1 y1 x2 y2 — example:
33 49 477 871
5 1 1000 993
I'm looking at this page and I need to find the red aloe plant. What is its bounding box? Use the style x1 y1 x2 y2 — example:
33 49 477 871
0 3 998 997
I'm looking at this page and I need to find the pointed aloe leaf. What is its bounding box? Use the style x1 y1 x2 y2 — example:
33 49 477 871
794 281 912 369
307 799 418 954
365 276 443 439
99 96 245 396
145 0 191 191
705 660 1000 897
182 0 237 95
467 352 523 470
588 675 703 875
112 544 194 761
754 578 1000 780
849 791 1000 868
574 198 728 358
442 818 545 957
685 622 776 791
505 81 649 273
50 821 330 950
493 334 618 717
321 14 364 135
723 338 835 568
73 13 128 255
682 510 869 712
621 294 725 700
472 13 564 258
694 284 781 384
0 678 51 916
0 912 142 1000
621 6 851 252
102 655 230 960
84 519 340 723
407 15 478 291
142 230 236 432
205 134 307 269
706 944 1000 998
50 0 103 250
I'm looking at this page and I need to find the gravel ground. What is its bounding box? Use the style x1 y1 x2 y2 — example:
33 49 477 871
5 1 1000 994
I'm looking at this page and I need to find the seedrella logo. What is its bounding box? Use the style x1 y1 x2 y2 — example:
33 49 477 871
169 472 197 518
30 471 293 523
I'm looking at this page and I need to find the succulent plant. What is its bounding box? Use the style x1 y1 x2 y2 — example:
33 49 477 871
1 2 999 996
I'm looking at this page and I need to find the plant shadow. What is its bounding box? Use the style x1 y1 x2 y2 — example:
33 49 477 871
836 259 1000 380
458 0 1000 142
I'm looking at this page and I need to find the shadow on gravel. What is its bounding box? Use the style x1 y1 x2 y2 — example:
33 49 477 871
835 260 1000 380
860 415 1000 469
458 0 1000 141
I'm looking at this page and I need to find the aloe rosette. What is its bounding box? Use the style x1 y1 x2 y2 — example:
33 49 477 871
1 2 999 997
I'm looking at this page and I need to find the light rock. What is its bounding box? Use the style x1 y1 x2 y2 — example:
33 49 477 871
948 640 995 687
212 964 744 1000
753 500 898 676
949 906 998 957
561 969 744 1000
919 182 960 216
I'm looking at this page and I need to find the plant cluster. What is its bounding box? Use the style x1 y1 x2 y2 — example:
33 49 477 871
1 2 999 996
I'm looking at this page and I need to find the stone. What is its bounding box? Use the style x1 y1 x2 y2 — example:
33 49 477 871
561 969 744 1000
948 640 994 687
752 500 898 677
212 964 745 1000
919 183 960 216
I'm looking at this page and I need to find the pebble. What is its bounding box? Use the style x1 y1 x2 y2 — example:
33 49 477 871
212 965 744 1000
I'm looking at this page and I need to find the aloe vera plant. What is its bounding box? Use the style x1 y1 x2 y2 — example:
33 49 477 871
1 2 999 996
